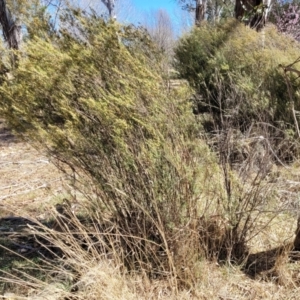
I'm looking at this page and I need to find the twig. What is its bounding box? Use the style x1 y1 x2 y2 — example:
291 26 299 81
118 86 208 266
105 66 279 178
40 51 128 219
0 159 49 165
280 60 300 139
285 180 300 185
0 184 48 201
0 178 64 193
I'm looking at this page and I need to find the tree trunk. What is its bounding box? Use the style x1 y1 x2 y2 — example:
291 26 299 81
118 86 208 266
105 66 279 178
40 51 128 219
101 0 116 19
234 0 267 29
294 217 300 250
195 0 206 25
0 0 20 50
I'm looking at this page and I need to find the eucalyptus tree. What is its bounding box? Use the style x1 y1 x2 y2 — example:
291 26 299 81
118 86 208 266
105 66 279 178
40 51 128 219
178 0 206 24
100 0 116 19
177 0 271 27
0 0 21 49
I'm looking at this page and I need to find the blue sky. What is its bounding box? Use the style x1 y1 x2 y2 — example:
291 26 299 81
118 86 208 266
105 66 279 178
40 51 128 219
131 0 177 12
128 0 193 34
49 0 192 34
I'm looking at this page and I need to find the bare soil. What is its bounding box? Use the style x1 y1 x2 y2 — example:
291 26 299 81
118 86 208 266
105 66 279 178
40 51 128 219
0 119 66 219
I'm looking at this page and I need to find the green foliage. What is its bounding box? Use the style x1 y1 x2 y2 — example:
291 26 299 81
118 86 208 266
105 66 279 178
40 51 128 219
6 0 53 38
0 11 220 279
174 20 300 151
1 10 290 288
174 20 237 87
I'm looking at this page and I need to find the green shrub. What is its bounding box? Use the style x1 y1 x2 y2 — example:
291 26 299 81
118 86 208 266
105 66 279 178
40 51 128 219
0 12 290 293
0 11 221 283
174 20 300 160
174 20 237 88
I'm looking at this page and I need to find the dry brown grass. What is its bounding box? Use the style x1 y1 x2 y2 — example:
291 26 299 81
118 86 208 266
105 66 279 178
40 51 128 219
0 119 67 218
2 119 300 299
4 250 300 299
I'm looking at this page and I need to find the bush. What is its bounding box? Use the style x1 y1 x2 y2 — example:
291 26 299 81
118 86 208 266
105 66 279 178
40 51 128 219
174 20 300 161
173 21 300 271
0 11 221 284
0 12 294 296
174 20 237 88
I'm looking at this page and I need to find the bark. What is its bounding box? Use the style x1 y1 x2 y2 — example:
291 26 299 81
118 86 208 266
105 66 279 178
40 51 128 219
0 0 20 50
235 0 266 29
195 0 206 25
101 0 116 19
294 217 300 250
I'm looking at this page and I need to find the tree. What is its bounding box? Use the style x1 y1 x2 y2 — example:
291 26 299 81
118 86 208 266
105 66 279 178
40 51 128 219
144 9 175 56
143 9 175 77
0 0 21 49
178 0 271 28
68 0 136 22
178 0 206 25
100 0 116 19
0 0 60 50
178 0 234 25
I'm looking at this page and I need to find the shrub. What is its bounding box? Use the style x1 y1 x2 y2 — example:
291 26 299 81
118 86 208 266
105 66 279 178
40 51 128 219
173 20 300 270
174 20 300 161
0 10 221 285
0 12 293 296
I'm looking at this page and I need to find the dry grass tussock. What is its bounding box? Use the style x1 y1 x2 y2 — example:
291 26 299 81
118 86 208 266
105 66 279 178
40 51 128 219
1 197 300 300
1 120 300 299
3 236 300 300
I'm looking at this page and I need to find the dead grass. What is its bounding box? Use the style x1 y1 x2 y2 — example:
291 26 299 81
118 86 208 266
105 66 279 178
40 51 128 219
0 119 67 218
1 119 300 299
4 256 300 299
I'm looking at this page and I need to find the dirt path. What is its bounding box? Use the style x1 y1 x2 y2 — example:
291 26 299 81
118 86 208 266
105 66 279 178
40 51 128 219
0 119 66 218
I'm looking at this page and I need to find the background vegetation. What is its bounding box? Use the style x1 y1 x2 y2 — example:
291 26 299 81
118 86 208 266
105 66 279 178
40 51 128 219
174 19 300 161
1 0 300 299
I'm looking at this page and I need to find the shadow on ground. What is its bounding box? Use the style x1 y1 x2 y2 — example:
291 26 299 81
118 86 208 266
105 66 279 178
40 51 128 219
0 119 16 146
0 215 63 265
0 216 53 294
3 212 299 293
242 244 300 282
1 214 300 280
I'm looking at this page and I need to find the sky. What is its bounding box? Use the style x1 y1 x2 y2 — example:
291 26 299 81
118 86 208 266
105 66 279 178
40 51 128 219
131 0 178 12
127 0 193 34
73 0 184 19
48 0 193 35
